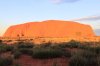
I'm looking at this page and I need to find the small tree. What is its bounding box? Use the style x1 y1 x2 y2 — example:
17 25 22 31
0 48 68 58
0 40 2 44
67 40 80 48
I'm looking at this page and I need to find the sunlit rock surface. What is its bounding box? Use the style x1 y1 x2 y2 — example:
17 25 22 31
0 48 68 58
3 20 95 38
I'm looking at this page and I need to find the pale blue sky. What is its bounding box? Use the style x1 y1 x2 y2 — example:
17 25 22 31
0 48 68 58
0 0 100 36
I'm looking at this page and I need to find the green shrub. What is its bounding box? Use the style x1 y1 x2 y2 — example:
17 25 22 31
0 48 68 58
0 46 6 53
13 48 33 58
39 42 52 48
67 40 80 48
62 49 71 57
78 44 89 49
13 51 22 59
17 41 34 48
0 44 14 53
50 44 63 49
13 64 21 66
69 55 87 66
5 45 14 51
78 44 94 51
59 43 69 48
56 41 80 48
32 48 63 59
94 46 100 54
70 50 98 66
19 48 33 55
79 45 100 55
0 56 13 66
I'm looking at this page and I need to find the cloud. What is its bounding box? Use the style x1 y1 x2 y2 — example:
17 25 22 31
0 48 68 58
50 0 80 4
72 16 100 21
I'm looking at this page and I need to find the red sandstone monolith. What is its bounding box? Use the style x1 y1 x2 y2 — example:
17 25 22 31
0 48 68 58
3 20 95 38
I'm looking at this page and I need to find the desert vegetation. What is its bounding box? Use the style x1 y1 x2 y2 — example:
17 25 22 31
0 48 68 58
0 39 100 66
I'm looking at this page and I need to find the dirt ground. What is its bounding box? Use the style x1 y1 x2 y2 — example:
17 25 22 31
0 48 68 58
14 55 69 66
0 52 70 66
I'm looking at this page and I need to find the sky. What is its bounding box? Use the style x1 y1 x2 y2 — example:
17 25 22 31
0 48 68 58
0 0 100 36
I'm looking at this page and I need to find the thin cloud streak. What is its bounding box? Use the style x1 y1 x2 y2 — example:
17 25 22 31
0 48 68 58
50 0 80 4
72 16 100 21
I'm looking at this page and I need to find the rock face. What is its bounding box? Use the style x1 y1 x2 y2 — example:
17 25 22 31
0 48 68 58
3 20 95 38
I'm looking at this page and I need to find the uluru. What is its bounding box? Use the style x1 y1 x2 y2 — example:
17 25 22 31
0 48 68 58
3 20 95 38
